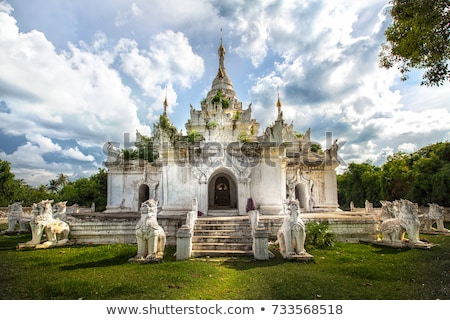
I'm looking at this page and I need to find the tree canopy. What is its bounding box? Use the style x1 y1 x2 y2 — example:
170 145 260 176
338 142 450 209
379 0 450 86
0 159 107 211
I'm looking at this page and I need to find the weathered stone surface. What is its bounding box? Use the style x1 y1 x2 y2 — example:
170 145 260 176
129 199 166 262
283 252 314 262
17 199 70 250
176 224 192 261
277 200 311 260
104 39 340 224
253 223 269 260
376 199 432 248
419 203 449 234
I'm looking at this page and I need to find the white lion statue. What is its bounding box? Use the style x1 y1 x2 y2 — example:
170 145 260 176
379 199 422 245
379 200 399 221
277 200 307 258
24 199 70 248
419 203 449 233
130 199 166 262
6 201 23 232
53 201 68 221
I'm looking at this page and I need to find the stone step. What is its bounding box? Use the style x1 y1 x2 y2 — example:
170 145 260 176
191 249 253 257
193 232 251 239
194 224 251 231
196 216 249 223
192 242 253 252
193 235 253 243
191 216 253 257
207 209 240 217
192 242 252 250
196 220 251 225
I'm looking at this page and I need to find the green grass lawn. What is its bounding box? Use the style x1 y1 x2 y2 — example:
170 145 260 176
0 226 449 300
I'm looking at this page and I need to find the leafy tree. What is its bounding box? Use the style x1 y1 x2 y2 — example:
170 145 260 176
26 184 54 206
381 151 414 201
379 0 450 86
338 142 450 208
0 159 55 206
407 142 450 205
48 173 69 192
89 168 107 211
0 159 107 210
337 162 383 210
59 168 107 211
0 159 15 206
431 163 450 206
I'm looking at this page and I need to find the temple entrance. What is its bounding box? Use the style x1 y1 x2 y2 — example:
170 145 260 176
138 184 150 209
208 172 237 210
215 176 230 207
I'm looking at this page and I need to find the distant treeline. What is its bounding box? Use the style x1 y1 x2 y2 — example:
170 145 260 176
338 142 450 210
0 160 106 211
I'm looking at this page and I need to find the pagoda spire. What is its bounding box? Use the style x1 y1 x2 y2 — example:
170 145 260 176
218 29 226 71
276 87 283 121
217 28 226 78
277 87 282 112
207 30 236 99
163 87 168 116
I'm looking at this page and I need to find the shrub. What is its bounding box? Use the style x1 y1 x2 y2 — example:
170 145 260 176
305 221 335 248
211 90 229 109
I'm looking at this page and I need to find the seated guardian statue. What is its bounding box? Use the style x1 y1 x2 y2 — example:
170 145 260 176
420 203 449 233
21 199 70 249
6 201 23 232
130 199 166 263
277 200 308 259
379 199 422 245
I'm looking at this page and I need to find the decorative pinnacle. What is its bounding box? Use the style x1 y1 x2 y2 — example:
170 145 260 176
218 29 225 59
277 87 282 112
163 87 168 115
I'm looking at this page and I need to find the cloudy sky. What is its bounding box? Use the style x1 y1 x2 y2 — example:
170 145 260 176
1 0 449 186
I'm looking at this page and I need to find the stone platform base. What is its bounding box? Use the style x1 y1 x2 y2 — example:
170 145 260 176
360 239 435 250
128 256 163 264
283 252 314 262
65 211 381 246
17 239 69 250
1 230 30 236
420 230 450 235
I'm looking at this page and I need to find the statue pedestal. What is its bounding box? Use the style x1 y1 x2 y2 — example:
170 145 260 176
17 239 69 250
361 239 435 250
128 256 162 264
176 225 193 260
253 223 269 260
283 252 314 262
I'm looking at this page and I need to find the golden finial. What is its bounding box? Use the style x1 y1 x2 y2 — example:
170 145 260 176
163 86 168 115
218 28 225 57
277 87 282 111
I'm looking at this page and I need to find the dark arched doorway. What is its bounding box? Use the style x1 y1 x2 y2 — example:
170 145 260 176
208 172 237 209
214 176 230 207
138 184 150 209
